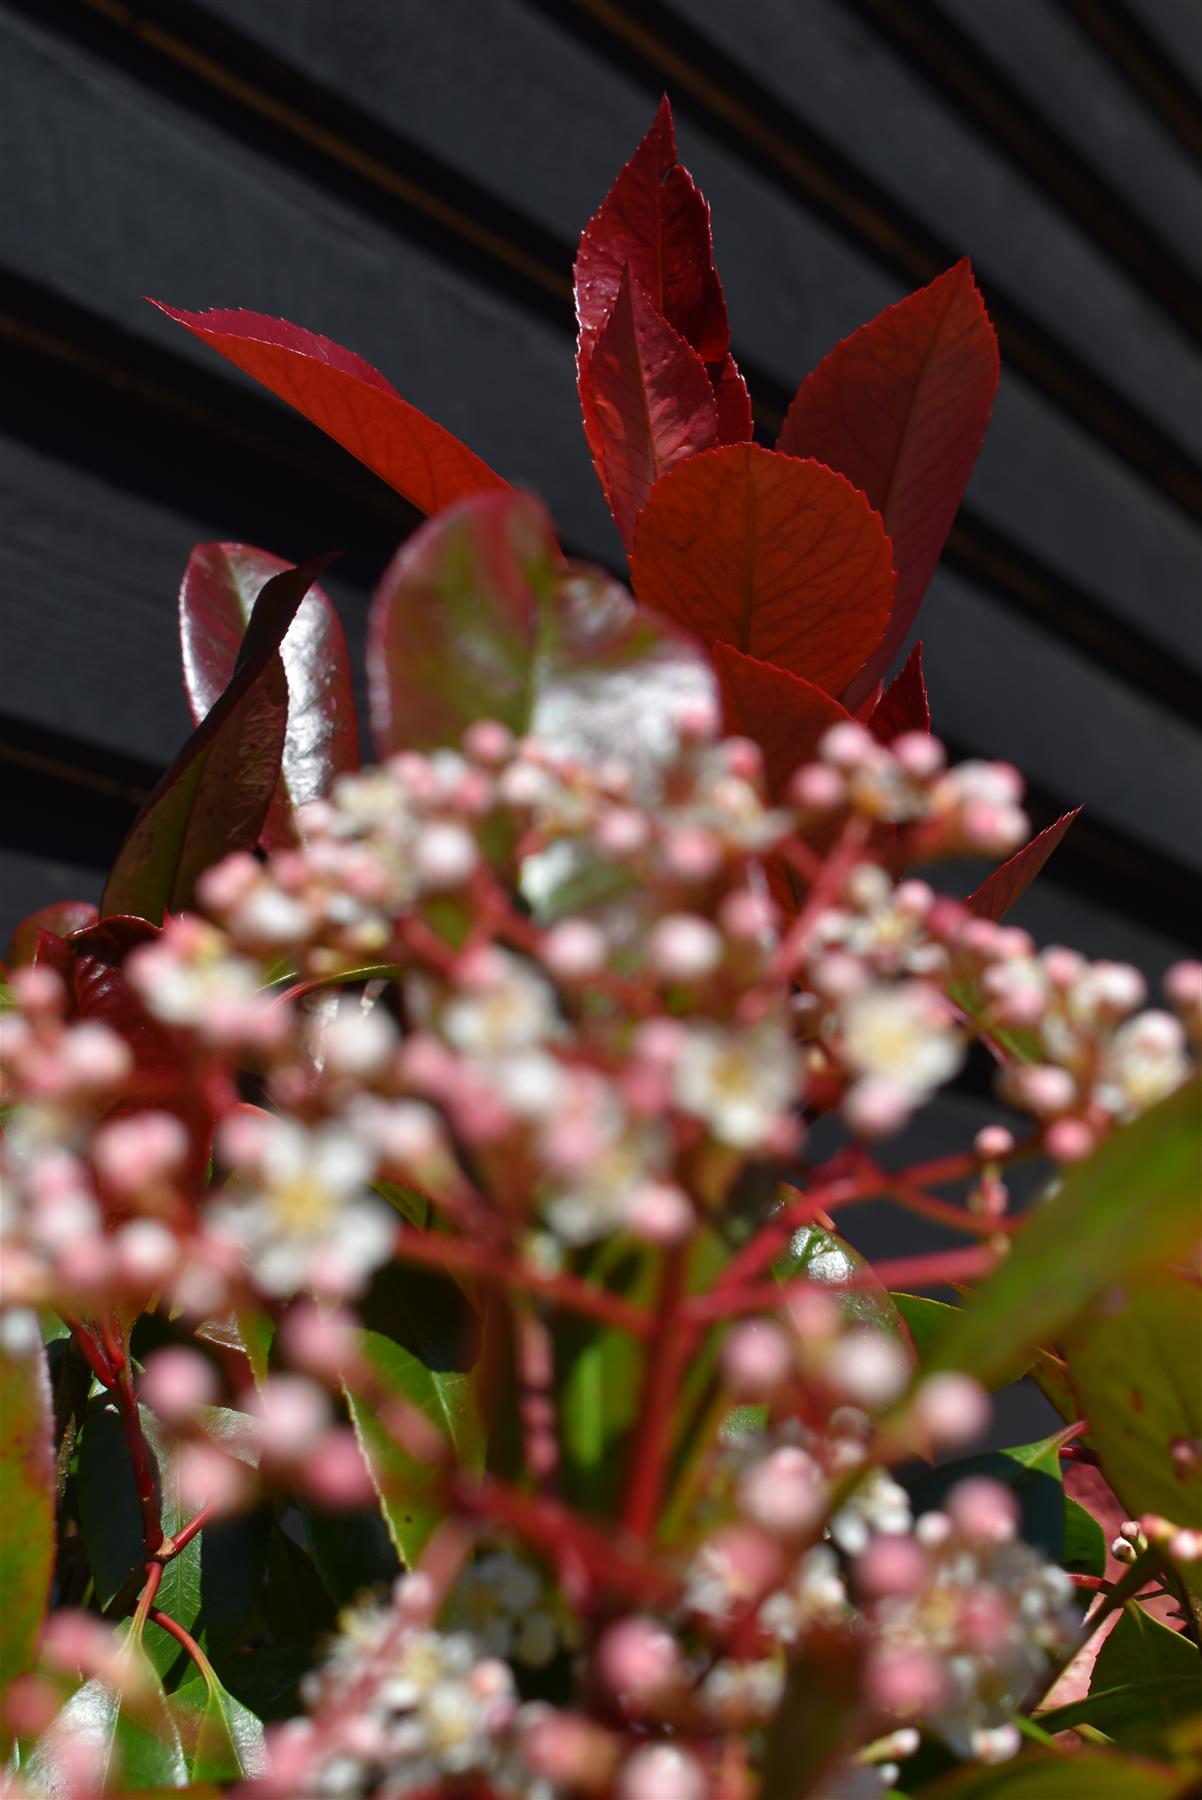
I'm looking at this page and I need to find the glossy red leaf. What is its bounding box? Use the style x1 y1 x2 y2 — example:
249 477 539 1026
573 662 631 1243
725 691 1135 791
575 99 729 373
868 642 931 743
778 262 998 706
370 490 715 783
180 543 359 850
151 304 506 516
712 353 754 445
630 444 894 698
103 554 336 924
965 807 1083 921
7 901 99 967
713 645 851 802
579 271 718 550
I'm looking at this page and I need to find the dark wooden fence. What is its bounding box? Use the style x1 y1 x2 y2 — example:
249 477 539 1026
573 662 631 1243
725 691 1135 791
4 0 1200 973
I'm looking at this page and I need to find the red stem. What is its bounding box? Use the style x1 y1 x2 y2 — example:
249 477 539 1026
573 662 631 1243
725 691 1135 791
391 1228 653 1337
113 1352 163 1555
621 1244 690 1541
58 1311 117 1389
713 1174 880 1298
163 1499 219 1560
148 1608 210 1677
689 1244 999 1324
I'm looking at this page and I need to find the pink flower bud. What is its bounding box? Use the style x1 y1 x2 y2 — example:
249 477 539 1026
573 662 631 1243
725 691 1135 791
279 1300 358 1376
542 920 607 979
627 1180 694 1245
12 965 65 1014
176 1439 252 1515
828 1330 910 1408
618 1745 707 1800
521 1708 618 1789
1045 1116 1096 1162
664 829 722 881
866 1648 950 1719
855 1532 929 1599
911 1373 990 1449
462 719 515 765
820 722 876 769
974 1125 1015 1161
737 1445 824 1536
892 733 945 779
112 1219 178 1288
719 889 778 941
2 1674 60 1740
413 822 478 889
195 852 261 915
60 1023 134 1089
789 763 845 811
946 1476 1020 1545
843 1076 913 1139
594 808 649 857
251 1375 330 1464
1017 1065 1076 1117
721 737 762 779
957 1583 1012 1652
300 1427 375 1509
1042 945 1085 988
648 915 723 981
140 1346 219 1425
595 1617 682 1709
721 1320 794 1398
93 1111 189 1194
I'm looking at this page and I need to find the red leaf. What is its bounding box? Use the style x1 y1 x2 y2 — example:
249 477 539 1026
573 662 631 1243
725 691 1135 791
713 645 851 801
712 353 754 445
778 263 999 706
965 807 1082 921
7 901 99 967
103 554 336 923
630 445 894 698
868 642 931 743
150 304 506 516
180 543 360 850
574 97 729 368
579 271 718 550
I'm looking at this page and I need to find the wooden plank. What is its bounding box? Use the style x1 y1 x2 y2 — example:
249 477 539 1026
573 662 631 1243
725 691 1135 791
943 0 1202 278
162 0 1202 675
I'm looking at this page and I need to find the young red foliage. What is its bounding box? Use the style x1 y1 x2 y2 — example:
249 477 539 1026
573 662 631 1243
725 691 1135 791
713 645 850 802
103 553 337 923
711 352 754 445
778 263 998 708
868 642 931 743
574 96 729 370
579 270 719 550
965 806 1083 922
7 901 99 967
630 444 894 699
150 304 506 517
179 543 360 851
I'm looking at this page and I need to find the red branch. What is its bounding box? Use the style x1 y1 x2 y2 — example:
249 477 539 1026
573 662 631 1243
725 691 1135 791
392 1228 653 1337
621 1243 690 1540
148 1607 210 1676
113 1353 163 1555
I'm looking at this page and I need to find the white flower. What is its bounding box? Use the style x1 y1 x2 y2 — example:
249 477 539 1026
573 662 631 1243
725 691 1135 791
207 1119 391 1297
440 951 560 1057
840 982 963 1098
1096 1010 1189 1117
674 1022 800 1149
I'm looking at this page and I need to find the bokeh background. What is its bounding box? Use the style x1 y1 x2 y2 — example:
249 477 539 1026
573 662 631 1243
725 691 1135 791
2 0 1200 1439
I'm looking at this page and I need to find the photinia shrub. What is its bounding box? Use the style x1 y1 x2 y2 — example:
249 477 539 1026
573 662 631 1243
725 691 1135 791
2 100 1200 1800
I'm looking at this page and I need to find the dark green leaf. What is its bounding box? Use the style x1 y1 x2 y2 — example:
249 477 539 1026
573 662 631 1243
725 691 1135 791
554 1245 654 1513
1063 1494 1107 1578
908 1434 1071 1563
1066 1271 1202 1532
172 1667 266 1781
260 1527 335 1645
103 552 336 922
213 1641 312 1722
302 1502 400 1606
929 1080 1202 1386
0 1323 55 1721
179 542 359 852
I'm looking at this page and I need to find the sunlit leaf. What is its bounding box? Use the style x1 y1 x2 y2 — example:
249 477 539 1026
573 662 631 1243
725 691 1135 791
173 1667 266 1782
179 542 359 850
630 445 894 699
915 1750 1186 1798
25 1630 187 1795
929 1079 1202 1386
103 554 336 923
152 304 505 515
0 1319 55 1730
779 261 998 708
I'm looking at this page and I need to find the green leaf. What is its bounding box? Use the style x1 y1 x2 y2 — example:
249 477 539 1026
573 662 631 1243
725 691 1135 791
302 1502 400 1606
0 1321 55 1727
914 1749 1188 1798
346 1330 484 1565
1063 1494 1107 1578
213 1641 313 1723
260 1527 335 1646
776 1219 907 1343
893 1293 961 1368
103 553 336 922
555 1246 654 1514
77 1395 261 1681
907 1433 1071 1563
368 487 715 786
25 1631 187 1795
172 1667 266 1782
1065 1271 1202 1532
929 1079 1202 1386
